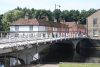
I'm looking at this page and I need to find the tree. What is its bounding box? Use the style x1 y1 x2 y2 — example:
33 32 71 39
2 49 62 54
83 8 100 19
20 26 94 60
34 10 44 19
31 8 36 18
33 9 53 21
68 10 80 22
14 6 23 11
61 10 69 22
0 14 3 31
1 7 97 31
53 9 61 22
87 8 96 16
22 7 32 18
79 10 87 24
45 10 53 21
79 9 96 24
2 9 24 31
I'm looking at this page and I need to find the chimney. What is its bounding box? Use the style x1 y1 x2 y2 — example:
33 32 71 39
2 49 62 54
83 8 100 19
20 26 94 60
54 18 57 22
60 19 65 23
45 16 49 21
25 13 29 19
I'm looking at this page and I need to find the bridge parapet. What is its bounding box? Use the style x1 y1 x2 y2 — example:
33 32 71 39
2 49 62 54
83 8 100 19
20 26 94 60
0 31 87 49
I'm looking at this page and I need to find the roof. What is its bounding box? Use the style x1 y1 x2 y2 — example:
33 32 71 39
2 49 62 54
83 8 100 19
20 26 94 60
64 22 77 28
86 9 100 19
10 18 51 27
77 24 86 29
10 18 71 28
10 18 39 26
61 22 86 29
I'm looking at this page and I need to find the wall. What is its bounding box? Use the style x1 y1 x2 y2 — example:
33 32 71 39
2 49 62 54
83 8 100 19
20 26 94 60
10 26 39 31
87 10 100 39
10 26 15 31
10 25 39 38
38 26 48 38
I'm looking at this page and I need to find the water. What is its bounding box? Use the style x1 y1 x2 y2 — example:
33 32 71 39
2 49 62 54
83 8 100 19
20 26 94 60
0 64 4 67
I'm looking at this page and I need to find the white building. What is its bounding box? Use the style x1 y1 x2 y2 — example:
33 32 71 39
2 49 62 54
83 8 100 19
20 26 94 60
10 18 69 39
10 19 60 38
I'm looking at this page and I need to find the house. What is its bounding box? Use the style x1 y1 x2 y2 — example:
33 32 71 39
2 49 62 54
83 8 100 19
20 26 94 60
61 22 87 37
87 9 100 39
10 18 69 38
10 18 52 38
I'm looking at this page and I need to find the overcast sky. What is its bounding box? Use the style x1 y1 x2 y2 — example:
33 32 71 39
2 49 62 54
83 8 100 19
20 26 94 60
0 0 100 14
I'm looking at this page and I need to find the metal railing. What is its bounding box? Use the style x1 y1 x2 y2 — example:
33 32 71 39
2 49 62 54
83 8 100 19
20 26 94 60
0 31 87 48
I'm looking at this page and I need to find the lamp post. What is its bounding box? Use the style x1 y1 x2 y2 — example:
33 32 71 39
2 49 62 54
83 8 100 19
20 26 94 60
54 4 61 23
55 4 61 10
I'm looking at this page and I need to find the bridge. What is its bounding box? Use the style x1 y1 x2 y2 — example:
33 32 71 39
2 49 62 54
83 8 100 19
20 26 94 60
0 31 100 67
0 31 87 49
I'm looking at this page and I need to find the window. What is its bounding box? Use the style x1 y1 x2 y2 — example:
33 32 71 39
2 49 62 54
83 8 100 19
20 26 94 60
15 26 19 37
93 18 97 26
93 28 98 36
29 26 33 31
15 26 19 31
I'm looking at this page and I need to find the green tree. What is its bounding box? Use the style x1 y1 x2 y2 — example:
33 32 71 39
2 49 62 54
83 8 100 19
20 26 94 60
12 10 24 21
61 10 69 22
22 7 32 18
0 14 3 31
53 9 61 22
68 10 80 22
45 10 53 21
79 9 96 24
79 10 87 24
2 9 24 31
1 7 97 31
87 8 96 16
2 11 13 31
31 8 36 18
33 9 53 21
14 6 23 11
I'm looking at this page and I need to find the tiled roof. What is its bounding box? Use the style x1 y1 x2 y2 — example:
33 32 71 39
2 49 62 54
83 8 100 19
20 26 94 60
10 18 73 28
62 22 86 29
64 22 77 28
10 18 53 27
10 18 68 28
77 24 86 29
10 18 39 26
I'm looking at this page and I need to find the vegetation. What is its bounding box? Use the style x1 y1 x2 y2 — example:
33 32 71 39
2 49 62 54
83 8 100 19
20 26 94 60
59 63 100 67
0 14 3 31
0 6 96 31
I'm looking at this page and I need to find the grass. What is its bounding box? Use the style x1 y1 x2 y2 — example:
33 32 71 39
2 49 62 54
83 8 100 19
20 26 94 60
59 63 100 67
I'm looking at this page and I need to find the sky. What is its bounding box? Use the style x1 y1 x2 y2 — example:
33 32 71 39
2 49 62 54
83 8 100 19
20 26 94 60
0 0 100 14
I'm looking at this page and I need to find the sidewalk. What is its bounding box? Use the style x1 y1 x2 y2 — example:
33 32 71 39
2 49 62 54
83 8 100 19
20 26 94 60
31 64 59 67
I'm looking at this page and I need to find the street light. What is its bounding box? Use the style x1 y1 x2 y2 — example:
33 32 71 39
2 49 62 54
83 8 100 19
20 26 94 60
55 4 61 10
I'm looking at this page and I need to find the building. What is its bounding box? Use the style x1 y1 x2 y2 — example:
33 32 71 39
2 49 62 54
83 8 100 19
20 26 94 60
10 18 69 38
61 22 87 37
87 9 100 39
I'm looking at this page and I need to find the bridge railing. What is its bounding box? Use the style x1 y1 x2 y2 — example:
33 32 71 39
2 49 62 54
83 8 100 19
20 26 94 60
0 31 87 37
0 31 87 44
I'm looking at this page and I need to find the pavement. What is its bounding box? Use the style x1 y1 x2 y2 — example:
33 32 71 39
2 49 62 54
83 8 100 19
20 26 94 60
31 64 59 67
